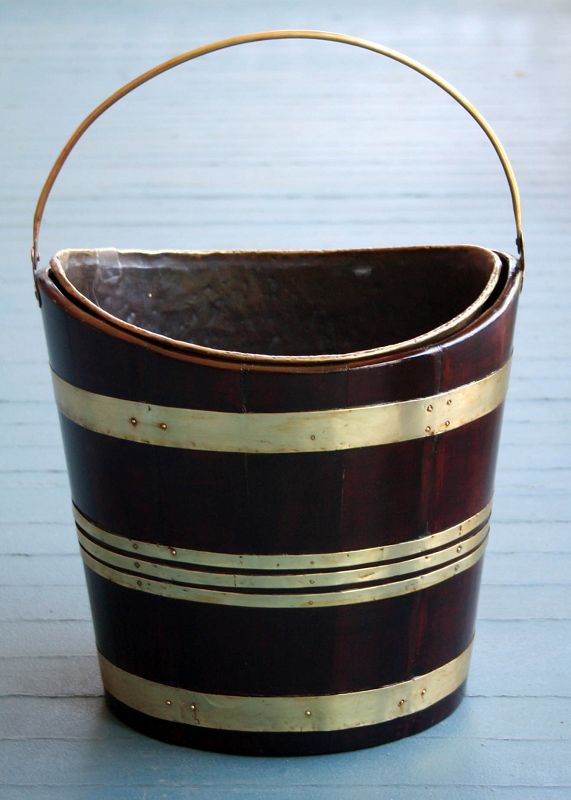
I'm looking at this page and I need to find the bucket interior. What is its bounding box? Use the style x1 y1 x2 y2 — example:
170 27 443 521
52 246 501 358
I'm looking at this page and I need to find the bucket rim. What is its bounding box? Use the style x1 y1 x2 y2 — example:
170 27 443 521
39 252 521 375
49 243 503 367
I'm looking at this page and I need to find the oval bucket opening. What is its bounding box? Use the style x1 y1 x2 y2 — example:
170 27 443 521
51 244 501 362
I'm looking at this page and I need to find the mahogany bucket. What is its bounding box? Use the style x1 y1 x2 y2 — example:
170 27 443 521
32 31 524 756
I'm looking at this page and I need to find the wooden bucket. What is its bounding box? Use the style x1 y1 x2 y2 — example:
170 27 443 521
33 31 524 756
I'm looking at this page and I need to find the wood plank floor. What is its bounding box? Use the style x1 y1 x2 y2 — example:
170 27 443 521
1 0 569 796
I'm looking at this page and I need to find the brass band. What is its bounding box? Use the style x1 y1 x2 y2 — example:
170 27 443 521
98 643 472 732
73 501 491 571
80 531 488 608
53 361 510 453
77 522 489 592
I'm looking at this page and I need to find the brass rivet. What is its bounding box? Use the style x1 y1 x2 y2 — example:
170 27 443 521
427 404 433 412
446 399 452 406
445 420 451 427
309 579 315 585
305 710 312 717
425 426 431 433
165 699 172 706
136 580 142 587
190 703 196 711
457 544 463 553
159 422 168 430
421 688 427 697
170 548 177 556
132 543 139 550
134 561 140 569
310 434 316 441
147 292 153 298
129 417 138 426
398 698 406 708
454 564 460 572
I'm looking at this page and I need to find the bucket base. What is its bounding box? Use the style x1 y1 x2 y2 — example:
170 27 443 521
104 684 466 756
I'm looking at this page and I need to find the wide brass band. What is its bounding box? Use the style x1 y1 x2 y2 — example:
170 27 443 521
73 501 491 571
98 643 472 732
52 361 510 453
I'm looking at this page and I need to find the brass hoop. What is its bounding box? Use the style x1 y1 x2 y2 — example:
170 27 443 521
31 29 524 301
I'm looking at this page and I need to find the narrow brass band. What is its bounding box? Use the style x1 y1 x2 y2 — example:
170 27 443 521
77 523 489 591
98 643 472 732
73 501 491 571
52 361 510 453
81 533 488 608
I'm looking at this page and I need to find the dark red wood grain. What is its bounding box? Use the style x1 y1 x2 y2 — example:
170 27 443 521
60 412 497 552
84 562 482 696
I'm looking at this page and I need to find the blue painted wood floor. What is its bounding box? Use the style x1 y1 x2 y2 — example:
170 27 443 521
0 0 569 796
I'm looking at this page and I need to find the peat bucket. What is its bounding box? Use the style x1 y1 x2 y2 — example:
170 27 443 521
33 31 524 756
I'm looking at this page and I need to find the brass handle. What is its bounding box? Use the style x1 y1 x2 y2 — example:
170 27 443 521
31 29 524 300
